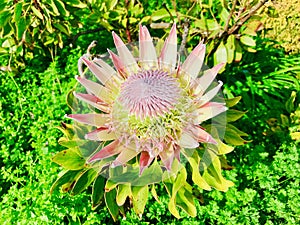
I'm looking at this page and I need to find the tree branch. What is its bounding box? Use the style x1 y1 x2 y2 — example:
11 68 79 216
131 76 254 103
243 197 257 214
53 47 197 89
228 0 267 35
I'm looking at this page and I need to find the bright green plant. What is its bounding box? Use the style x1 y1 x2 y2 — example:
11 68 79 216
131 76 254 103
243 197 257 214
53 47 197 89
0 0 86 68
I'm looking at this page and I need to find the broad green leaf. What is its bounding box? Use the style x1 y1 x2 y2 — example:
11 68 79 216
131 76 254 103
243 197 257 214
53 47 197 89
151 8 175 21
167 167 187 219
0 11 10 27
216 139 234 154
105 189 119 221
176 185 196 217
65 0 86 8
71 169 97 195
220 8 230 23
224 126 251 146
225 96 242 107
116 183 131 206
226 124 248 137
92 175 106 209
240 35 256 47
52 149 85 170
105 180 118 192
48 0 60 16
151 184 160 203
50 170 81 194
31 6 44 20
58 137 86 148
53 0 70 16
234 40 242 62
53 23 70 35
14 2 23 23
181 149 211 190
214 41 227 72
225 35 235 64
226 109 247 122
132 185 149 217
202 151 234 191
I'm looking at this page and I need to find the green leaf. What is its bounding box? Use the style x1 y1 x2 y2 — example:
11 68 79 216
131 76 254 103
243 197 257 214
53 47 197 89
181 149 211 191
285 91 297 113
48 0 60 16
17 17 26 40
176 185 196 217
105 189 119 221
0 10 10 27
151 8 175 21
116 183 131 206
225 96 242 107
234 40 242 62
53 23 70 35
214 41 227 71
52 149 86 170
132 185 149 217
71 169 97 195
167 167 187 219
216 139 234 154
65 0 86 8
240 35 256 47
50 170 81 194
226 109 247 122
224 126 251 146
151 184 160 203
14 2 23 23
53 0 70 16
202 151 234 191
31 6 44 20
225 34 235 64
92 175 106 209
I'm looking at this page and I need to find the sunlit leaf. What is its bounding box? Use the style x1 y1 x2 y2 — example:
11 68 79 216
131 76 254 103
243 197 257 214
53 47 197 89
52 149 86 170
71 169 97 195
92 175 106 209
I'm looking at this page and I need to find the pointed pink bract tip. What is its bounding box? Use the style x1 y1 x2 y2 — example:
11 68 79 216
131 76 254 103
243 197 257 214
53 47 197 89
112 31 125 47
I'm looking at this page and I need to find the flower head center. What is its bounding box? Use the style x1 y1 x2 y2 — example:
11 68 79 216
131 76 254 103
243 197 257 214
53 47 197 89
118 70 181 118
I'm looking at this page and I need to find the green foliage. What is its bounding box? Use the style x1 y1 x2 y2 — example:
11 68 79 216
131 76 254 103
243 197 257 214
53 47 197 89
1 0 299 224
263 0 300 54
0 0 86 68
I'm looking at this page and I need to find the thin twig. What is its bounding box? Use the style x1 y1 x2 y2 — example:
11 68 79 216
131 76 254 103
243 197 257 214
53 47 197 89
179 19 190 57
224 0 237 33
228 0 267 35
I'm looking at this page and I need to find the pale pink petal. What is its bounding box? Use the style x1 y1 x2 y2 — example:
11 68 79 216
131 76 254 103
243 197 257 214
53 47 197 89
196 81 223 106
139 151 154 175
108 49 127 77
180 132 199 149
88 140 121 163
112 32 139 72
192 63 225 96
159 23 177 71
73 92 110 113
85 127 116 141
111 147 138 168
194 102 227 124
159 145 174 171
181 42 206 79
66 113 110 127
75 76 113 104
187 125 217 144
139 25 158 69
82 58 111 86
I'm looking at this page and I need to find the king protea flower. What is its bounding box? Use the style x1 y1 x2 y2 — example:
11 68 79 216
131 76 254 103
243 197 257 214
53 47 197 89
67 24 227 175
